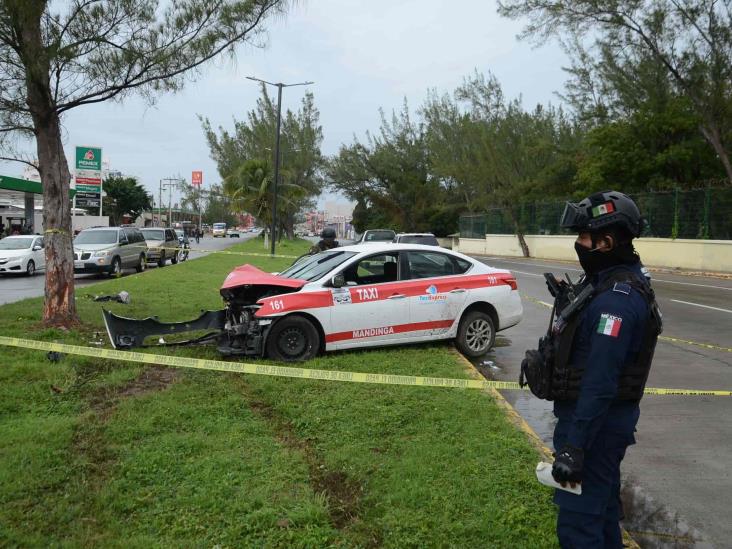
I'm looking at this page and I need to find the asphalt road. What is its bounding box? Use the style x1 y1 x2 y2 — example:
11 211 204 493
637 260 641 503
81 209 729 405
476 255 731 547
0 233 256 306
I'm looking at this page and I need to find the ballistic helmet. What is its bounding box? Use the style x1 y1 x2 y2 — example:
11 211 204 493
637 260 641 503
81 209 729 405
321 227 336 239
560 191 643 238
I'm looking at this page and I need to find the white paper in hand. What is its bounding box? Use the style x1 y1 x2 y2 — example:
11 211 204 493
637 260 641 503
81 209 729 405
535 462 582 495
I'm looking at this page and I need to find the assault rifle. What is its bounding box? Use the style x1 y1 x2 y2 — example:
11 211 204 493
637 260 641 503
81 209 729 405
544 272 594 333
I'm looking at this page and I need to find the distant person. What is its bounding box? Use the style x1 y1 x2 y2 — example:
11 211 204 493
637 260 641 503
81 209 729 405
313 227 339 253
195 227 201 244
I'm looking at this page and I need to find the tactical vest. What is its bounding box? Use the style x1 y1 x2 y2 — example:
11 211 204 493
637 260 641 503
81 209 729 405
550 271 663 401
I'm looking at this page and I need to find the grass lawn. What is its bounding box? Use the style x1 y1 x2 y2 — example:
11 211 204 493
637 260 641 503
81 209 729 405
0 237 558 548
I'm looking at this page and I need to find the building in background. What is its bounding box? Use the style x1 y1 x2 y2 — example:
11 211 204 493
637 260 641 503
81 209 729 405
324 201 355 239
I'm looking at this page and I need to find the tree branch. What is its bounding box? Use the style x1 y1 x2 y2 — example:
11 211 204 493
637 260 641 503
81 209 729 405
56 0 282 113
0 155 38 169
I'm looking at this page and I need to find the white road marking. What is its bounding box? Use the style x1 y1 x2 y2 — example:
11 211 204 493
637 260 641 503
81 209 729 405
481 257 732 291
670 299 732 314
653 279 732 291
538 300 553 308
504 269 543 278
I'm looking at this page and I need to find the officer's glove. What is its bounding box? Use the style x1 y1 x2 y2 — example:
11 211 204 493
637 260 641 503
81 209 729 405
552 445 584 485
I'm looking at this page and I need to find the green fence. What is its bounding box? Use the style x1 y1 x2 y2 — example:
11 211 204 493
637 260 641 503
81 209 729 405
459 188 732 240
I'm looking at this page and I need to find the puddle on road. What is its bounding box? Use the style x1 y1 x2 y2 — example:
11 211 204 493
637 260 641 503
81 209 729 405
469 343 710 548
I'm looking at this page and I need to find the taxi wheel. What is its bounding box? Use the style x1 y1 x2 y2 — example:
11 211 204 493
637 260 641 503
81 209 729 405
456 311 495 357
135 254 146 273
171 250 179 264
26 260 36 277
157 252 166 268
266 316 320 362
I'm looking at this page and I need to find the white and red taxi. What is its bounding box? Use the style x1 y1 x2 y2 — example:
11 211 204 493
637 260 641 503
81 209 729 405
230 243 520 360
104 244 522 362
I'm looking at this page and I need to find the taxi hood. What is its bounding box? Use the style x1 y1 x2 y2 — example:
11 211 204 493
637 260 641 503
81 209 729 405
220 264 306 304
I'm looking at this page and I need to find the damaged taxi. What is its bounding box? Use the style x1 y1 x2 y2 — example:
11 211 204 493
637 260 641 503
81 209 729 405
103 244 522 361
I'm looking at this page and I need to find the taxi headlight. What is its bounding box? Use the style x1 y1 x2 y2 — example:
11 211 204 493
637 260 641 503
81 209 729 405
93 249 112 257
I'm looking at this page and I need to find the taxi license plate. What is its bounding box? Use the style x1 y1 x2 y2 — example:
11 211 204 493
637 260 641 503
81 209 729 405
74 261 84 269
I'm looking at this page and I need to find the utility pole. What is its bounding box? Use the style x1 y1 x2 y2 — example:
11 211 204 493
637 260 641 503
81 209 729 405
161 178 179 227
158 179 162 227
198 185 202 236
246 76 314 255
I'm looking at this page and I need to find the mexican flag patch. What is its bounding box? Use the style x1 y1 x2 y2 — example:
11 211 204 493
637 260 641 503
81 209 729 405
597 313 622 337
591 201 615 217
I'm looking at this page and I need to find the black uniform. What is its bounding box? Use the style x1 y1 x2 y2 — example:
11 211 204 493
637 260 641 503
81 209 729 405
314 238 339 252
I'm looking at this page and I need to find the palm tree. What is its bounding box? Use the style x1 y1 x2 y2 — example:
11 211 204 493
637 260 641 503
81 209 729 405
223 159 304 245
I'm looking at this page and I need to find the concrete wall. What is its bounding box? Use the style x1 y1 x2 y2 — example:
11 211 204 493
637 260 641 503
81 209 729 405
32 213 109 234
437 237 453 249
457 234 732 273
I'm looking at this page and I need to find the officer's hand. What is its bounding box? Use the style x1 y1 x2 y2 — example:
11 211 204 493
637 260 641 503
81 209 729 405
552 445 584 488
545 277 568 298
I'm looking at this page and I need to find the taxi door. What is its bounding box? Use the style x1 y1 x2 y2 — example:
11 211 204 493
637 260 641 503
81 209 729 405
402 250 469 338
327 251 410 350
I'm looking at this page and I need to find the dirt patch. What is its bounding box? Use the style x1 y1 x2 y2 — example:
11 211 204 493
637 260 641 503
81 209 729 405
237 382 371 536
72 365 179 472
88 366 179 417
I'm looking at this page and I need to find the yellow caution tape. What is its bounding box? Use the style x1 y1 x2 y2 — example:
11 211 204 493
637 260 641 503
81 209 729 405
0 336 729 396
657 334 732 353
520 293 732 353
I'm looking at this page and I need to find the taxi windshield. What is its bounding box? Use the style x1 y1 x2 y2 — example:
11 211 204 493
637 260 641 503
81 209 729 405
279 250 357 282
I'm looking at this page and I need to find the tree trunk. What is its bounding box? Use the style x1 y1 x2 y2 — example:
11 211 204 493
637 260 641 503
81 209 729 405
508 209 530 257
20 4 78 326
699 123 732 183
516 231 530 258
36 116 77 326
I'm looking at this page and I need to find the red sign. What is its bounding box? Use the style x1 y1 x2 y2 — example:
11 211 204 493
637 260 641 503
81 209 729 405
192 171 203 186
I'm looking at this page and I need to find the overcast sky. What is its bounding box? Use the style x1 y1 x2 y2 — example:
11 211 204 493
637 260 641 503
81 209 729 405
2 0 570 207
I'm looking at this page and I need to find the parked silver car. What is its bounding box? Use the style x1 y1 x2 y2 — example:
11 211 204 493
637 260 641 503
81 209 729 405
73 226 147 276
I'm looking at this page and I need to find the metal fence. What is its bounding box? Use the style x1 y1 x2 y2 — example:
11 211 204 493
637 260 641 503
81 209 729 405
459 187 732 240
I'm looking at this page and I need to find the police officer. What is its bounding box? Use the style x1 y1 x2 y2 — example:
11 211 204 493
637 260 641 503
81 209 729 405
524 191 662 547
313 227 339 252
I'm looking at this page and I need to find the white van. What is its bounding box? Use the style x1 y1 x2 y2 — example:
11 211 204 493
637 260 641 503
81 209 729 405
212 222 227 238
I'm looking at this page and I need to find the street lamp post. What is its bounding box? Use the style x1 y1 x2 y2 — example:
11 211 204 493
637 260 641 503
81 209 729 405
246 76 314 255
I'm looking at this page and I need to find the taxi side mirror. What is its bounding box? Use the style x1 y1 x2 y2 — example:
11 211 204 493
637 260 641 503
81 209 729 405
33 245 42 251
331 273 345 288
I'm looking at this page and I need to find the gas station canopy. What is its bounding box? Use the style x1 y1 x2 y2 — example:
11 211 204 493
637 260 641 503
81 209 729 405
0 174 77 196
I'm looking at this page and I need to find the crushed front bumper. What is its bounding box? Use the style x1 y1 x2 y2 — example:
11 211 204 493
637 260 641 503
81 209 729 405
103 308 227 349
102 307 271 357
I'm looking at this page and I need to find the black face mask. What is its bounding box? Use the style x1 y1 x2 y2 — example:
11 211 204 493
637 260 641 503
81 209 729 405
574 241 638 276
